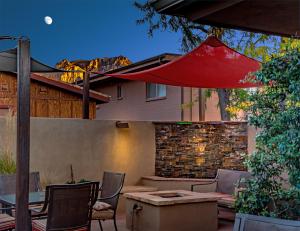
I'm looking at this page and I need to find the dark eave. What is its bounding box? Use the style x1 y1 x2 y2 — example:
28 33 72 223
151 0 300 38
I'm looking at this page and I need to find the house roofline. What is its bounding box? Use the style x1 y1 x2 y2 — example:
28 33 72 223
1 71 110 104
30 73 110 104
79 53 181 86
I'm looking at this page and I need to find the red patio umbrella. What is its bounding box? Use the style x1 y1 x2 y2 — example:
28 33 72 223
104 36 261 88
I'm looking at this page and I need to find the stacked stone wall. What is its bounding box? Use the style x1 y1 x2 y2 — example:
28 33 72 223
155 122 248 178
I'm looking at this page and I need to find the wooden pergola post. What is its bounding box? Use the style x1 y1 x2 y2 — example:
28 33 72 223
82 71 90 119
16 38 31 231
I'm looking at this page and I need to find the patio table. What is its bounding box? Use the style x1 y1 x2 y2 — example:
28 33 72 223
0 191 45 207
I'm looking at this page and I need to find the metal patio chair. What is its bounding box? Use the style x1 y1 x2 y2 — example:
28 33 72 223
191 169 252 209
233 213 300 231
92 171 125 231
31 181 99 231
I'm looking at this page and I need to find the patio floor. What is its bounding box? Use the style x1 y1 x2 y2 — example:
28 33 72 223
90 214 234 231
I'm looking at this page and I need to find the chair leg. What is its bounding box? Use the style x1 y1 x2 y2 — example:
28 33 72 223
113 217 118 231
98 220 103 231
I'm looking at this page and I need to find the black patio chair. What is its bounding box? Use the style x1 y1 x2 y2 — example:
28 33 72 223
31 181 99 231
92 171 125 231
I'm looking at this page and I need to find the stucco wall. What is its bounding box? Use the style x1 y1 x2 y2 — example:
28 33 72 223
0 117 156 187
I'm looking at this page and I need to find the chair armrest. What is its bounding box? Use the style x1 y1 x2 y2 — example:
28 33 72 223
29 206 48 219
191 180 217 191
29 203 48 218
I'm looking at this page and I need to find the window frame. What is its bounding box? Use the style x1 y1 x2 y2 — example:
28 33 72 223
117 83 123 100
145 83 167 101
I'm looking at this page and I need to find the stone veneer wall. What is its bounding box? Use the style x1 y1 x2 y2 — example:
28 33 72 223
155 122 248 178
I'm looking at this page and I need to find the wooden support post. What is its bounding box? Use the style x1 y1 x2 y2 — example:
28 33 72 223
82 71 90 119
198 88 206 121
181 87 184 121
16 38 31 231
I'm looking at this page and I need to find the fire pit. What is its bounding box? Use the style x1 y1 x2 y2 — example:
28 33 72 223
124 190 219 231
150 192 185 198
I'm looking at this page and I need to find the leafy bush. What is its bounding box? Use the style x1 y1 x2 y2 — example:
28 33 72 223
236 50 300 220
0 151 16 174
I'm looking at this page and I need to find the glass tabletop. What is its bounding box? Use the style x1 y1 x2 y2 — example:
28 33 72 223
0 191 45 206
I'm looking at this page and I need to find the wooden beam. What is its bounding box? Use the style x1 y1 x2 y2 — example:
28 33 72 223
82 71 90 119
16 38 31 231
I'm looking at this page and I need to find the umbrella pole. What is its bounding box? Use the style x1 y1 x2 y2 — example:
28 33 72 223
16 38 31 231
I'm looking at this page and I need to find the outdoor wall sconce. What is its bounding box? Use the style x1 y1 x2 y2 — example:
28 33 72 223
116 121 129 128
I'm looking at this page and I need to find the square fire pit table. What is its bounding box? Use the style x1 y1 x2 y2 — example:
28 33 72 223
124 190 220 231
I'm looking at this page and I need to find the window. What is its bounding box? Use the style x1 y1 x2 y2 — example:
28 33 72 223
117 84 123 100
146 83 166 100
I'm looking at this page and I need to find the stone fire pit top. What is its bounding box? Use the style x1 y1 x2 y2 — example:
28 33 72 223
124 190 224 206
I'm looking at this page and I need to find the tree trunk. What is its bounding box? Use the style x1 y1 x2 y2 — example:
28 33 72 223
217 88 231 121
212 28 231 121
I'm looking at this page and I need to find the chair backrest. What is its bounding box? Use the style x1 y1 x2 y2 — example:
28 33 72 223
45 181 99 231
216 169 252 195
0 172 41 195
233 213 300 231
100 171 125 210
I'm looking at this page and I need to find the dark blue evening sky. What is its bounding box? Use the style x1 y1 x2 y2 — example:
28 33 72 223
0 0 182 66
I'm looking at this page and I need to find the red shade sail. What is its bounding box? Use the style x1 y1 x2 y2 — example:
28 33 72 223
105 36 261 88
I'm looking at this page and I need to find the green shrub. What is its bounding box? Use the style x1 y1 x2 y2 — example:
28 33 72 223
236 50 300 220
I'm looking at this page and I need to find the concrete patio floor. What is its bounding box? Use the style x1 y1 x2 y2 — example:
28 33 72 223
90 214 234 231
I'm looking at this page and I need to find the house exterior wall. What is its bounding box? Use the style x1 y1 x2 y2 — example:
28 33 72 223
0 72 96 119
95 80 221 122
205 91 221 121
95 81 182 121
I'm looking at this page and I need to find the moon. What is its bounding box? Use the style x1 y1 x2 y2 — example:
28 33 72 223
44 16 53 25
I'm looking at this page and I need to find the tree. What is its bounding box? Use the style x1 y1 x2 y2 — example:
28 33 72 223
134 1 280 120
235 49 300 220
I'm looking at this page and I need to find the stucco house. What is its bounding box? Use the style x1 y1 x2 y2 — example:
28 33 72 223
83 53 221 121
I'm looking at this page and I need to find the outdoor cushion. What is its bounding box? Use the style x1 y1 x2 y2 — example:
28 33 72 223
92 209 114 220
93 201 112 211
32 219 87 231
0 213 15 231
